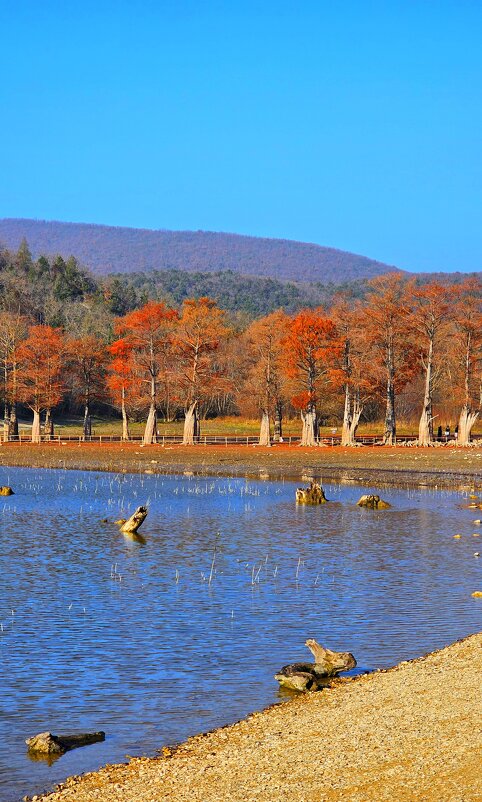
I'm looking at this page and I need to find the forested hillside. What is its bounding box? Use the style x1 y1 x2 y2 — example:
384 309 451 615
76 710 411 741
114 269 367 317
0 240 367 325
0 218 398 282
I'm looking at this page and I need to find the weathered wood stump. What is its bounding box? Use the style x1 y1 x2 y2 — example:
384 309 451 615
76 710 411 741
275 639 356 692
26 731 105 755
296 482 327 505
0 486 14 495
117 505 148 533
357 494 391 509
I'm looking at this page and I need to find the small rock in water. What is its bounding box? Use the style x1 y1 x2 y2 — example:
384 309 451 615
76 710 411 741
357 494 390 509
26 731 105 756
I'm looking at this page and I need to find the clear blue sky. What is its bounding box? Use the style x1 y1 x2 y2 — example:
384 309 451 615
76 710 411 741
1 1 481 272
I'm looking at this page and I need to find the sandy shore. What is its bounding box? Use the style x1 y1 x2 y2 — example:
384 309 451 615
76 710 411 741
31 633 481 802
1 441 482 489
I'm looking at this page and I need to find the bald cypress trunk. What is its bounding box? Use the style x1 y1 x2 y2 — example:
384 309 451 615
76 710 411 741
44 408 54 440
418 338 434 446
300 407 317 446
31 410 41 443
143 403 157 445
457 332 479 446
121 388 130 441
83 403 92 440
341 387 362 446
273 401 283 442
383 343 396 445
350 393 363 443
258 410 271 446
3 402 10 442
10 403 18 440
143 369 158 444
458 406 478 446
183 401 199 445
341 385 352 447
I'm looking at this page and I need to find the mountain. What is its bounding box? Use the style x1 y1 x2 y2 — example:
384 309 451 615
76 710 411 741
0 218 400 283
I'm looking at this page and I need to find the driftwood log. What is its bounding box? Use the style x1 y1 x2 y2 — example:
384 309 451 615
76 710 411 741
0 486 14 495
275 639 356 692
296 482 327 505
357 494 391 509
117 505 148 533
26 731 105 756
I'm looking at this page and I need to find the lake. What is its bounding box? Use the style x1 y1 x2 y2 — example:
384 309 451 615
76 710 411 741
0 467 480 802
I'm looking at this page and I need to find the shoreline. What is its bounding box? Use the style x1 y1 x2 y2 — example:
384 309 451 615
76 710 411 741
1 442 482 490
33 632 482 802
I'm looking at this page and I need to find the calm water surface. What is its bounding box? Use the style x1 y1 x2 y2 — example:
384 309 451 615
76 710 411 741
0 467 480 801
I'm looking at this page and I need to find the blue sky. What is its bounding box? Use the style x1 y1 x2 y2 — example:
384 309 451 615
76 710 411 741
1 1 481 272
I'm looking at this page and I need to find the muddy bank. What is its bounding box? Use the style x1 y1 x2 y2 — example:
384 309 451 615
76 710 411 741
1 442 482 489
31 633 482 802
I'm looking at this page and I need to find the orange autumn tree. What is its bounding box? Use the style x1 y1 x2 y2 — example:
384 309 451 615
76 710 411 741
107 338 139 441
242 310 289 445
175 297 230 445
331 300 372 446
66 335 107 439
0 312 27 441
283 310 339 446
17 325 65 442
449 278 482 445
362 274 414 445
408 282 451 446
112 301 179 444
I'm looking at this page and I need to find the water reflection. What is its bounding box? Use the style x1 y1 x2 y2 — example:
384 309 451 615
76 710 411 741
0 468 480 802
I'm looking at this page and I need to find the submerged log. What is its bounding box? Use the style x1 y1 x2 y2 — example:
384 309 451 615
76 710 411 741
357 494 391 509
275 639 356 692
26 731 105 755
296 482 327 504
0 486 14 495
119 505 148 533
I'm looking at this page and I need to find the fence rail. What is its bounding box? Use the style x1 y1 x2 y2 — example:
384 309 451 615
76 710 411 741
0 433 473 445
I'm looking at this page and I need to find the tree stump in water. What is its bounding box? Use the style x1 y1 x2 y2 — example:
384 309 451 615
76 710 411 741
0 486 14 495
26 731 105 755
357 494 391 509
275 639 356 692
296 482 327 504
118 506 148 533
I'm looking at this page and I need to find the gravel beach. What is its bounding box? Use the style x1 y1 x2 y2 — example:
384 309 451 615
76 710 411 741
32 634 481 802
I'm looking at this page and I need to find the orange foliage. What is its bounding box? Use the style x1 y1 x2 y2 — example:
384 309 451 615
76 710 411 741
240 310 289 415
283 309 339 410
66 335 107 405
111 301 179 411
175 297 231 406
17 325 65 412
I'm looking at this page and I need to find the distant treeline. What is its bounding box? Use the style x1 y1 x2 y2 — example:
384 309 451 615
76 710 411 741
0 238 368 328
110 269 368 317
